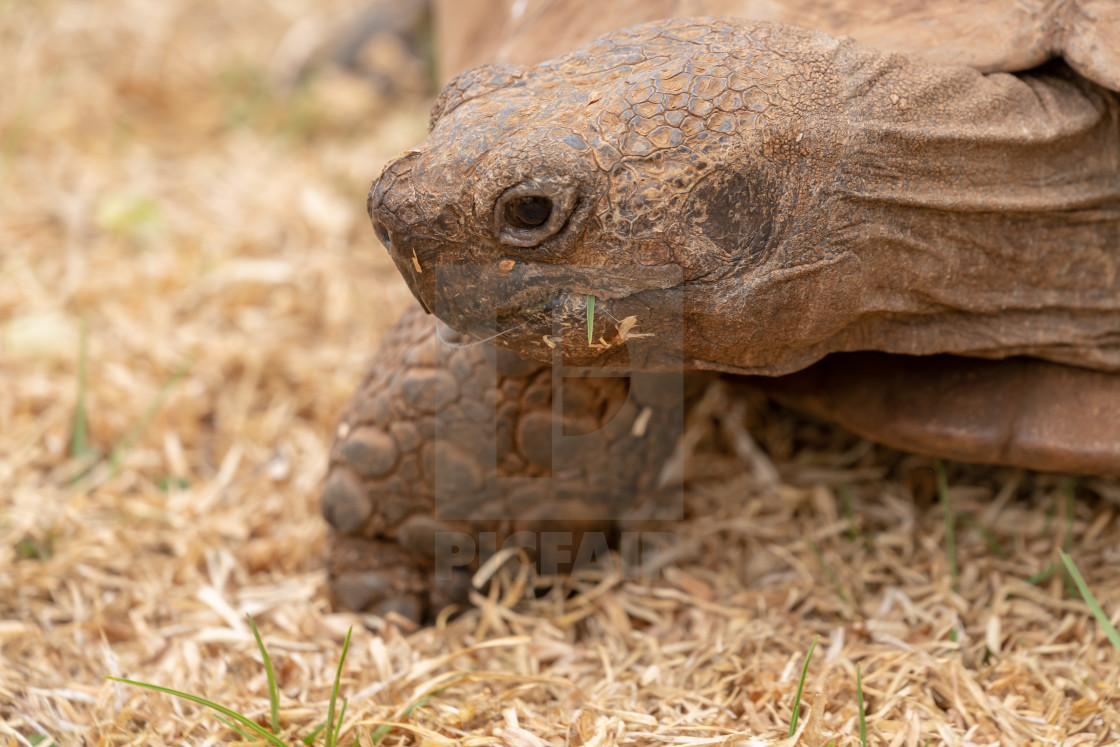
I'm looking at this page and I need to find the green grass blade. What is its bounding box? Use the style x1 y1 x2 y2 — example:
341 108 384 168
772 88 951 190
788 635 818 737
215 714 264 743
370 694 434 744
838 482 859 543
1026 561 1062 586
325 626 352 747
586 295 595 344
1058 480 1078 597
935 460 957 591
105 676 288 747
1062 478 1076 552
70 315 90 458
1043 494 1057 536
856 662 867 747
108 359 190 475
1059 550 1120 652
961 515 1008 558
369 680 459 744
809 542 849 606
331 698 349 745
302 722 326 745
247 614 280 733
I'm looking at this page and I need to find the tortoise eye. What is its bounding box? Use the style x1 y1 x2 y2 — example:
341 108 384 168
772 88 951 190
506 195 553 229
494 181 578 248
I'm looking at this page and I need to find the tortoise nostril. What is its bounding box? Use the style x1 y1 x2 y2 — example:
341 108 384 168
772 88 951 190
373 219 391 249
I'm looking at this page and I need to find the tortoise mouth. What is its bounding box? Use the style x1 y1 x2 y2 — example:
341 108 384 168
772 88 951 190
418 257 686 365
437 289 586 348
429 258 672 317
433 284 683 371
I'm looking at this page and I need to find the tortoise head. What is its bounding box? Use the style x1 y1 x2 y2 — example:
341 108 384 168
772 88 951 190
369 19 845 369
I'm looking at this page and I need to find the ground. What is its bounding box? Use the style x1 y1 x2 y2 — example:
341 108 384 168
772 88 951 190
1 1 1119 745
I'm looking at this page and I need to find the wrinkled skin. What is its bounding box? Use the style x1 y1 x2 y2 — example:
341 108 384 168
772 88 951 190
369 18 1120 377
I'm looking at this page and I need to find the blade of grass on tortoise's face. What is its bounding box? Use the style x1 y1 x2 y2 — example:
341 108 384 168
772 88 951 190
1059 549 1120 652
247 614 280 734
586 295 595 345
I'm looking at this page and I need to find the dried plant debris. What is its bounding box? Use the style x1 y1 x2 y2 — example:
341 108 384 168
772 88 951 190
1 2 1119 745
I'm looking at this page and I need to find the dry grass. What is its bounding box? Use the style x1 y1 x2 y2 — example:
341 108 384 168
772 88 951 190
2 2 1119 745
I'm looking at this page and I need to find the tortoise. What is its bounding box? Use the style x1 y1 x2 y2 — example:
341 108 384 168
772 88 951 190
323 0 1120 620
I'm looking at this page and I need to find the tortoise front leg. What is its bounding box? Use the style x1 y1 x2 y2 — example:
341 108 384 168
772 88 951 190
322 305 686 622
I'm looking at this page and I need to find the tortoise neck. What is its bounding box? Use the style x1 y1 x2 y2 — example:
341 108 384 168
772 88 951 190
834 50 1120 217
825 50 1120 369
684 49 1120 376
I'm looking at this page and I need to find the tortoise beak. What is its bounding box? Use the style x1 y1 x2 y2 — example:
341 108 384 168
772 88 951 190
367 185 392 253
366 151 439 315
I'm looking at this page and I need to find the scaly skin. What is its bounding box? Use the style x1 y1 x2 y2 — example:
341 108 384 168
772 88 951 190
370 19 1120 377
323 306 692 619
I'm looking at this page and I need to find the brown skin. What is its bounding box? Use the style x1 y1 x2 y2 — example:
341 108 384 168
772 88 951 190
370 18 1120 376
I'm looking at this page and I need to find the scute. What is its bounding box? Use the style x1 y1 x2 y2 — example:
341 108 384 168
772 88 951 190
754 354 1120 476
